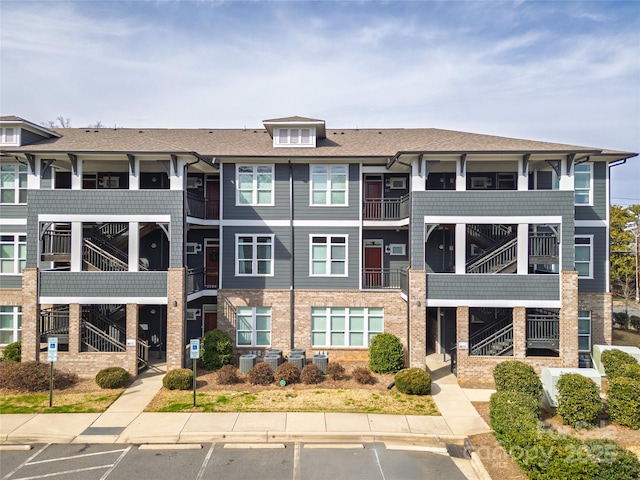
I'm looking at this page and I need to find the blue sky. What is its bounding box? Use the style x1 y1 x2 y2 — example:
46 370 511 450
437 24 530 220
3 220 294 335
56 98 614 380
1 0 638 205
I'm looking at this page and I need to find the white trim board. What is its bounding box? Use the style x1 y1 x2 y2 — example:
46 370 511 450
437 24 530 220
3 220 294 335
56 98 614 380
423 215 563 224
424 299 561 308
38 214 171 222
40 297 168 304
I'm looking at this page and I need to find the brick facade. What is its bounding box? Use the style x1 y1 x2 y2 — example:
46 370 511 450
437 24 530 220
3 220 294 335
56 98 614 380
408 270 426 368
19 268 38 361
166 268 186 371
579 291 612 346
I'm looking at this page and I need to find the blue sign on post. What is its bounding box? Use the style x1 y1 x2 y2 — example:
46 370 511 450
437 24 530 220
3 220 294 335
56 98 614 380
47 337 58 362
190 339 200 359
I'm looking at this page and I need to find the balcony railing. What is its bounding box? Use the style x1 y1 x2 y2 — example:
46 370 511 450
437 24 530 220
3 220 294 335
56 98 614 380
187 268 219 294
362 268 405 290
41 230 71 261
363 194 410 220
186 192 220 220
526 315 560 349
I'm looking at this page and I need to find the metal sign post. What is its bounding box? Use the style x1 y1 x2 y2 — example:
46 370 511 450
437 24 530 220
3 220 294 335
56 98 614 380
190 339 200 407
47 337 58 407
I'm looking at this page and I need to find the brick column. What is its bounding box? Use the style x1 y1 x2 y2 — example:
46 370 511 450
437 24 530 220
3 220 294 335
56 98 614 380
125 304 139 376
456 305 470 375
560 270 579 367
513 306 527 358
68 304 81 354
20 268 39 362
408 270 426 368
166 268 186 371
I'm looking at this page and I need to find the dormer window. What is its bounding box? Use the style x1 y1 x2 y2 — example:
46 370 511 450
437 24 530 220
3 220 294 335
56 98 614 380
275 127 315 147
0 128 19 146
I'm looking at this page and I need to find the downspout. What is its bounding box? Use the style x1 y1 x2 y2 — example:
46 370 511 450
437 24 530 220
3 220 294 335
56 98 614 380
289 159 295 349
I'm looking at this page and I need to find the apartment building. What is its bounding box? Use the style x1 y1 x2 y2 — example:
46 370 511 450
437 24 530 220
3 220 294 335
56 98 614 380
1 115 635 385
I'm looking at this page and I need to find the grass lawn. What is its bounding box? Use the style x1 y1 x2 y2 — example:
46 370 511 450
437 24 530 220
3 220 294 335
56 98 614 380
0 390 123 414
612 325 640 346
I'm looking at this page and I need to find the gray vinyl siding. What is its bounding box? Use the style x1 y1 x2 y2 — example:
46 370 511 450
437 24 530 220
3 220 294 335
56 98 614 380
20 129 48 146
292 163 360 221
26 190 184 268
0 276 22 288
363 230 410 270
185 228 219 270
39 271 168 297
220 225 291 289
575 226 608 292
221 163 290 221
0 225 26 234
575 161 607 221
294 226 360 290
425 274 559 301
0 204 27 219
410 190 575 270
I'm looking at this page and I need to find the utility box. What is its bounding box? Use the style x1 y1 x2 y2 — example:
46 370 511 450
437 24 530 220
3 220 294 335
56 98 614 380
592 345 640 375
541 367 601 408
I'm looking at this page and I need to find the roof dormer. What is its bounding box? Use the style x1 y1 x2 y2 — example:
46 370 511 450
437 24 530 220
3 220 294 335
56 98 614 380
263 116 326 148
0 116 61 147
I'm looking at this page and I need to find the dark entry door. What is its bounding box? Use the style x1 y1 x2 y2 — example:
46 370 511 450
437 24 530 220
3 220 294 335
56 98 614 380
206 178 220 219
204 311 217 332
205 245 219 289
364 179 383 219
364 242 383 287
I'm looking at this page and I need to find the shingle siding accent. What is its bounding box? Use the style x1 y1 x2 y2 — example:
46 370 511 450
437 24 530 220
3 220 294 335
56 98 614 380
39 271 167 297
425 274 559 301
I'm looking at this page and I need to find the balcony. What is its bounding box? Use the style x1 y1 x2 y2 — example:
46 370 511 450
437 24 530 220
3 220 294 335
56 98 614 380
363 194 410 221
187 267 219 294
186 192 219 220
362 268 405 290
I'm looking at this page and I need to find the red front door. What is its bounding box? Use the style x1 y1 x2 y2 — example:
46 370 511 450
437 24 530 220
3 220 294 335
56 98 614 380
204 311 218 332
205 245 219 289
206 179 220 219
364 243 383 287
364 179 383 219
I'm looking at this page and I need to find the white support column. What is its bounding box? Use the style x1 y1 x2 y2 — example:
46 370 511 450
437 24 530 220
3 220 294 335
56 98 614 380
129 221 139 272
455 223 466 274
411 156 425 191
518 157 528 191
71 159 83 190
27 158 41 190
517 223 529 274
129 158 140 190
559 157 573 191
70 222 83 272
170 156 183 190
456 157 466 191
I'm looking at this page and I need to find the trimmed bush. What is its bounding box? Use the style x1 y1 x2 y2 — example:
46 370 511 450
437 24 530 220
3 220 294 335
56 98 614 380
163 368 193 390
0 361 77 392
274 362 300 385
201 329 234 371
630 315 640 331
300 364 325 384
325 362 346 380
248 362 274 385
620 363 640 381
586 439 640 480
216 364 240 385
2 340 21 362
96 367 130 389
493 360 542 399
352 366 375 385
613 311 630 329
394 368 431 395
489 390 539 451
601 349 639 379
607 376 640 429
368 333 404 374
556 373 602 428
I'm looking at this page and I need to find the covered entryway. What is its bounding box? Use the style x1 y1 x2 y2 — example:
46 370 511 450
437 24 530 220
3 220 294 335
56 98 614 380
363 239 383 287
363 176 383 220
205 240 219 289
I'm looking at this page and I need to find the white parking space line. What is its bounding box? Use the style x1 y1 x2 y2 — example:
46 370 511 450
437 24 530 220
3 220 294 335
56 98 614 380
1 444 49 480
11 464 113 480
25 449 128 465
99 446 131 480
195 443 215 480
372 444 387 480
293 442 301 480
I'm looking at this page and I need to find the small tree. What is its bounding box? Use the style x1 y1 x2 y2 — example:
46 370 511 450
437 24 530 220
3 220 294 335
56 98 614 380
368 333 404 373
201 329 233 371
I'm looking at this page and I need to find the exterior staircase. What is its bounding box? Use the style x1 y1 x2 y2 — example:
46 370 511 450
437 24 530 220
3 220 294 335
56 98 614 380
469 310 514 356
466 225 517 274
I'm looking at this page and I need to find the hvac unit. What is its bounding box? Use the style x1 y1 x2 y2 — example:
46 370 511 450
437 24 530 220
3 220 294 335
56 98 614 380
541 367 601 408
592 345 640 375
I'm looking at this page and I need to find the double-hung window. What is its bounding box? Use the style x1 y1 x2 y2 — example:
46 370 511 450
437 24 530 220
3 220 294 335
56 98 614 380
0 163 27 204
0 128 19 146
310 165 347 206
311 307 383 347
310 235 347 276
578 310 591 352
0 235 26 274
574 163 592 205
0 306 21 345
575 236 593 278
236 306 271 346
277 128 313 145
236 165 273 206
236 235 273 276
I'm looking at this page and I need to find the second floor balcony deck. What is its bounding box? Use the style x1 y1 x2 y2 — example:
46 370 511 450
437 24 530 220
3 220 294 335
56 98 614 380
363 194 410 221
186 192 220 220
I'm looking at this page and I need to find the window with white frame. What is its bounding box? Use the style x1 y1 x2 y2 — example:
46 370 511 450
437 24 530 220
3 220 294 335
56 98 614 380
575 236 593 278
310 165 347 206
574 163 592 205
275 128 314 147
236 306 271 346
311 307 383 347
0 235 26 274
388 244 406 256
0 128 19 146
0 306 21 345
0 163 28 204
236 235 273 276
310 235 347 276
578 310 591 353
236 165 273 206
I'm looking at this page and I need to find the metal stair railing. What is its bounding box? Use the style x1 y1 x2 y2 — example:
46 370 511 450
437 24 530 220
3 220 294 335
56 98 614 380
86 230 148 272
40 306 70 338
526 313 560 349
529 233 559 262
466 237 518 274
83 240 129 271
470 323 514 356
82 321 126 352
84 308 126 346
468 316 513 346
41 230 71 258
467 224 513 246
93 222 128 240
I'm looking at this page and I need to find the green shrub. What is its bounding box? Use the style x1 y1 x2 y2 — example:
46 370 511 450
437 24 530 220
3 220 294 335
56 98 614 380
216 364 240 385
368 333 404 374
95 367 130 389
613 311 630 329
163 368 193 390
556 373 602 428
601 349 639 379
248 362 274 385
489 390 539 451
630 315 640 331
394 368 431 395
300 364 325 384
274 362 300 385
201 329 234 371
352 366 375 385
0 361 77 392
620 363 640 381
586 439 640 480
325 362 346 380
493 360 542 399
607 377 640 429
2 340 21 362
